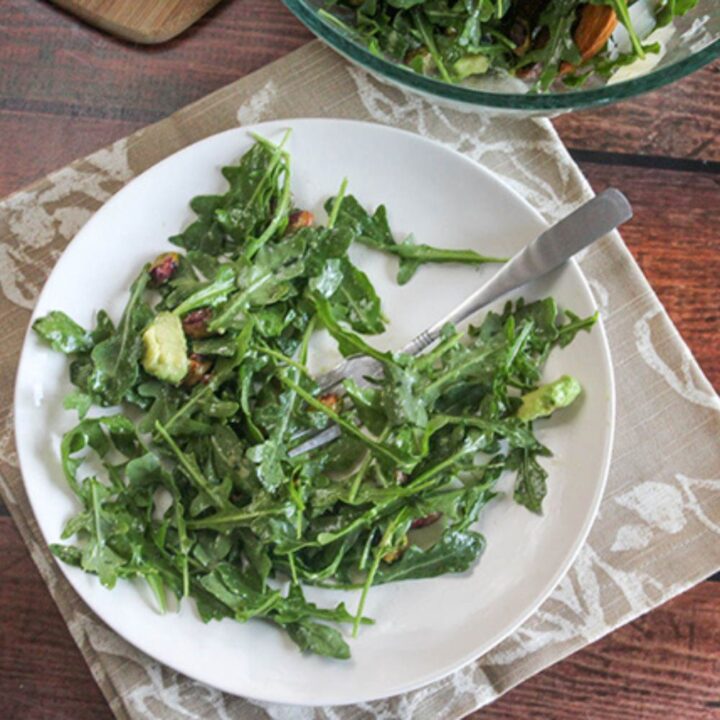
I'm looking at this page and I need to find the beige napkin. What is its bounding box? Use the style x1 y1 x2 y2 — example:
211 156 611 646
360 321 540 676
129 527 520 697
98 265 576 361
1 42 718 720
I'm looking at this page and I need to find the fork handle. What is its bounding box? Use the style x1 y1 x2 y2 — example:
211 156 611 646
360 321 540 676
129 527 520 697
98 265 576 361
402 189 632 356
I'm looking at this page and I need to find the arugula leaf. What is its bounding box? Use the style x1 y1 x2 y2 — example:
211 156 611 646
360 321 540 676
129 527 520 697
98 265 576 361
246 439 287 493
558 309 598 347
155 421 230 511
312 295 390 362
172 265 236 316
80 478 127 588
63 391 92 419
284 620 351 660
171 134 290 256
60 414 143 497
33 311 93 354
209 233 307 332
309 258 343 298
50 543 83 567
328 195 503 284
374 529 485 584
326 257 385 334
343 378 387 436
87 269 152 406
382 364 428 428
199 562 281 621
509 447 549 514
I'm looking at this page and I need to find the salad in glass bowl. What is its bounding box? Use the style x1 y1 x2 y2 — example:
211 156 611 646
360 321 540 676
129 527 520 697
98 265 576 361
284 0 720 114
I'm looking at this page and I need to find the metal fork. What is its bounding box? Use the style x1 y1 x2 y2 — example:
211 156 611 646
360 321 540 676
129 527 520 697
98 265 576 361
289 188 632 457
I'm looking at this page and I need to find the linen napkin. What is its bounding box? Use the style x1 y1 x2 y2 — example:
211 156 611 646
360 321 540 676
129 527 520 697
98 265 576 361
1 41 718 720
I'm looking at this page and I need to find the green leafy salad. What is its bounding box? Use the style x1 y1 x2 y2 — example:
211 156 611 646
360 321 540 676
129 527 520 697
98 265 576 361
318 0 700 91
33 132 596 660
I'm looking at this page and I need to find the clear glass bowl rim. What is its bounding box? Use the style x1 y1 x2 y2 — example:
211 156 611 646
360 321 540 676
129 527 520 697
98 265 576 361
283 0 720 111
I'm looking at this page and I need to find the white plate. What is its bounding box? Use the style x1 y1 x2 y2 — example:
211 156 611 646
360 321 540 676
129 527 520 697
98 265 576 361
14 119 614 706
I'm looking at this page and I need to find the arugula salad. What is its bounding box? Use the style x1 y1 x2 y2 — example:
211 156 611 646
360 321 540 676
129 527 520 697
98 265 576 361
33 133 596 660
318 0 700 91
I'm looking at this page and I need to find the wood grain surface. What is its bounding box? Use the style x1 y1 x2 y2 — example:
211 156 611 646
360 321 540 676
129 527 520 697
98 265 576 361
48 0 223 44
556 64 720 163
0 0 718 718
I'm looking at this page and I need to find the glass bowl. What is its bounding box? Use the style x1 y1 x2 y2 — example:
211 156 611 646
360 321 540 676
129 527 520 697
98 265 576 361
283 0 720 115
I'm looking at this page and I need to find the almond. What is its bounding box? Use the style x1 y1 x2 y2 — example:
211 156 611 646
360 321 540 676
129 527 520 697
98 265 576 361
318 392 341 413
286 210 314 234
560 4 618 75
183 353 213 388
411 512 442 530
382 536 409 564
182 307 213 339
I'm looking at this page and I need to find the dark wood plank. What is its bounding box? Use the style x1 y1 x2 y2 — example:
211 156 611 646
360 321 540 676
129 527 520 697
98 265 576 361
0 0 311 117
0 518 112 720
576 162 720 390
0 0 312 194
470 581 720 720
555 62 720 163
0 111 138 196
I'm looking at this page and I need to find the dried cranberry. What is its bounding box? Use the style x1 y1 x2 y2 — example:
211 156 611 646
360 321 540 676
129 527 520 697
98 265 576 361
411 512 442 530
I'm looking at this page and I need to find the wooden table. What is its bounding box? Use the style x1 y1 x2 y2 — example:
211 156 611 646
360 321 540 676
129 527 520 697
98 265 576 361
1 1 718 718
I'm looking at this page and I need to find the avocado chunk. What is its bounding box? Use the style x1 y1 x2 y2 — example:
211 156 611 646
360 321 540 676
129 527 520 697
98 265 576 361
142 312 188 385
452 54 490 81
517 375 582 422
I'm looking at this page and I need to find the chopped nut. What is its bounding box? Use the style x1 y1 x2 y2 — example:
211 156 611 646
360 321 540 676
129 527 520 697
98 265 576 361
318 392 341 413
149 252 180 286
286 210 315 234
182 307 213 339
382 536 409 564
404 47 435 75
515 64 537 79
514 25 549 78
394 470 409 486
182 353 213 388
509 19 531 56
411 512 442 530
532 26 550 51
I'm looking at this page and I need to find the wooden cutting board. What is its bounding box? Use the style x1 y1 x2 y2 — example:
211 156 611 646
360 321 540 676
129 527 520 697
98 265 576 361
49 0 224 44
